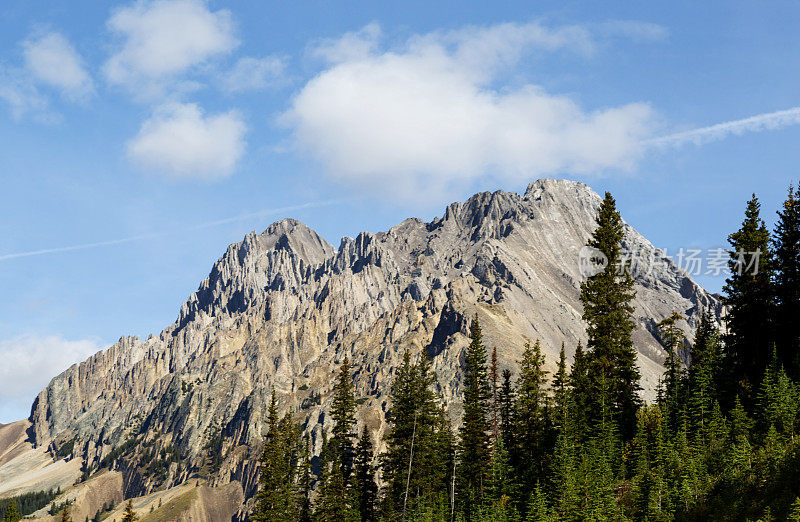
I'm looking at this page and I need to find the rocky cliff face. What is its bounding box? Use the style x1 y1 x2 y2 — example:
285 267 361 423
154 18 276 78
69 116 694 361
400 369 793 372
24 179 721 500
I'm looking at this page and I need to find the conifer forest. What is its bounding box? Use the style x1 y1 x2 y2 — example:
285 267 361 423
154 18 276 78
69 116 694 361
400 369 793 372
250 186 800 522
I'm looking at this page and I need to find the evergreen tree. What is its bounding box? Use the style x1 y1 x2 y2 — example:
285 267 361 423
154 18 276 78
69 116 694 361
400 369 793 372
526 484 551 522
331 357 357 482
789 497 800 521
687 309 721 438
773 184 800 377
723 194 774 405
319 358 359 521
354 427 378 522
458 315 491 516
756 351 798 438
569 341 591 442
550 427 579 520
580 192 641 440
299 436 313 522
631 406 667 520
727 396 754 478
2 501 20 522
60 505 72 522
121 500 138 522
514 340 549 491
498 369 515 450
253 393 304 522
381 350 451 517
486 435 514 508
318 442 356 522
552 343 569 431
489 346 500 444
657 312 687 431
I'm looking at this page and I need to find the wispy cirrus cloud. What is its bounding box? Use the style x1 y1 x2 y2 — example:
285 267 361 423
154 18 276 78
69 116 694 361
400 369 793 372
0 200 340 262
219 55 286 93
646 106 800 148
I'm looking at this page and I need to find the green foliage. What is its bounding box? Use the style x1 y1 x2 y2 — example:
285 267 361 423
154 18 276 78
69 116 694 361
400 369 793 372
251 392 306 521
513 340 549 494
773 184 800 378
381 350 454 518
656 312 686 432
121 500 138 522
317 358 359 522
354 427 378 522
99 435 138 469
1 500 20 522
242 187 800 521
580 192 641 441
723 194 775 406
0 489 58 519
458 315 492 515
789 497 800 521
56 436 78 458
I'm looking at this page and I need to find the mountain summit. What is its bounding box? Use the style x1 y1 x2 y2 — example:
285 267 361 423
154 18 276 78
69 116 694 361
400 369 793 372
0 179 720 518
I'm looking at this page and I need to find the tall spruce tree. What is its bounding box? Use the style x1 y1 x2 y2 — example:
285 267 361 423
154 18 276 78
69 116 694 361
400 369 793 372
354 427 378 522
514 340 549 491
580 192 641 440
252 393 303 521
319 358 359 521
499 369 515 451
381 350 450 516
773 184 800 377
552 342 569 430
569 341 591 442
331 357 357 482
458 315 491 516
723 194 774 405
490 346 500 444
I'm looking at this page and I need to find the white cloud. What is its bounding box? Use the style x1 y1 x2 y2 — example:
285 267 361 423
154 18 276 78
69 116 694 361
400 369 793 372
219 55 285 93
647 106 800 148
126 102 246 180
0 64 52 121
23 32 94 102
104 0 237 97
0 335 102 423
313 22 383 63
283 22 656 201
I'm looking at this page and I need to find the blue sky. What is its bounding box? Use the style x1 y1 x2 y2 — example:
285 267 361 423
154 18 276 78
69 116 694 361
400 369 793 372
1 0 800 422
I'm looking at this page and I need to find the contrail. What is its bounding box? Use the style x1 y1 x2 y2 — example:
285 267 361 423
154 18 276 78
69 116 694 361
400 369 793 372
0 200 339 262
646 106 800 148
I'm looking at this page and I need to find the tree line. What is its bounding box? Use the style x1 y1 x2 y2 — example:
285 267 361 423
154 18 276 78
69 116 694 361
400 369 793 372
249 186 800 521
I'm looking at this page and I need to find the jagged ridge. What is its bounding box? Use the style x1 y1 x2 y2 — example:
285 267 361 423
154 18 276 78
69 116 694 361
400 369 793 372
11 179 721 507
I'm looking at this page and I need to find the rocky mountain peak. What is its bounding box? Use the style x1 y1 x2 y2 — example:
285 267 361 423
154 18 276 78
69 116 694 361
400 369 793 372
10 179 723 506
178 218 334 326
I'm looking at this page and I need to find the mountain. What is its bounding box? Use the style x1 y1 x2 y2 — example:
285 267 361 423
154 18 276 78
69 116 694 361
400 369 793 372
0 179 721 520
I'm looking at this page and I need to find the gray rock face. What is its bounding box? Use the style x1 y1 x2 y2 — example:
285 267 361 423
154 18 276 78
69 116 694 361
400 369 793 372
26 179 721 497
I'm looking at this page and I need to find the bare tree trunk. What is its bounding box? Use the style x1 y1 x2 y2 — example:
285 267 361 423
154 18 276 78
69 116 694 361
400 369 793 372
402 410 418 522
